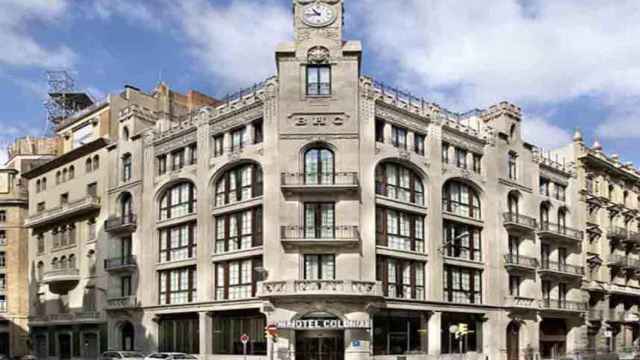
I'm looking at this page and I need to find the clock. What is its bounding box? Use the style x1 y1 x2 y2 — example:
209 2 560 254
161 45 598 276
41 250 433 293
302 3 336 27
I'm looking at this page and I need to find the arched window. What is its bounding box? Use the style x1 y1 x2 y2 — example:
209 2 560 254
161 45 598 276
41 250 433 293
56 171 61 184
123 126 130 141
540 202 551 227
62 168 68 182
42 178 47 191
86 158 92 173
376 162 424 205
59 256 67 269
159 182 196 220
623 191 629 207
304 147 334 185
68 166 75 180
37 261 44 281
508 192 519 216
443 181 481 219
120 193 133 220
558 208 567 230
36 180 41 193
93 155 100 170
215 164 263 207
122 153 132 182
608 184 614 201
51 258 58 270
68 254 76 269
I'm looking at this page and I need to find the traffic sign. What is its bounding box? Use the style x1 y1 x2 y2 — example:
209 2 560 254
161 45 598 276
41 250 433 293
241 334 250 344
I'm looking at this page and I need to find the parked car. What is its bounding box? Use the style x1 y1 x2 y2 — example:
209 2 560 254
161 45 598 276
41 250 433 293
144 353 197 360
101 351 147 360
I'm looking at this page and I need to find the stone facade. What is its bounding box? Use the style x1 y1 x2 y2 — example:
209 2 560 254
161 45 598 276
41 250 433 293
16 1 640 360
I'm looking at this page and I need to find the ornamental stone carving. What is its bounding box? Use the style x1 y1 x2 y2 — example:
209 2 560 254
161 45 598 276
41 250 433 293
308 46 330 64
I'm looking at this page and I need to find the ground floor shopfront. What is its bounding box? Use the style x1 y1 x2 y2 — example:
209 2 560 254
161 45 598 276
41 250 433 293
30 323 107 359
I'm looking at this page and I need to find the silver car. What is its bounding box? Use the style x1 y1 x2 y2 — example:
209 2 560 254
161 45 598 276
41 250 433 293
101 351 147 360
144 353 198 360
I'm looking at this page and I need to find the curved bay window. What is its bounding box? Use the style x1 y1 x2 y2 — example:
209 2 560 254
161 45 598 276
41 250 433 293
443 221 482 261
159 182 196 220
304 148 334 185
443 181 481 219
376 207 424 253
376 256 425 300
376 162 424 205
159 222 197 262
215 164 263 207
215 207 263 253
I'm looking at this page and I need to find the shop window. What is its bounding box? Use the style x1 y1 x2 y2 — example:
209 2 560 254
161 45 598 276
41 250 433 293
373 310 425 355
212 310 266 355
441 313 481 354
158 315 199 354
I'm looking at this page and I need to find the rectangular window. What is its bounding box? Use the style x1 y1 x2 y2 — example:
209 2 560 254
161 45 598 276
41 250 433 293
159 222 197 263
304 203 335 239
121 275 132 297
442 221 482 261
375 119 385 143
304 254 335 280
472 153 482 174
214 135 224 157
391 126 407 149
376 256 425 300
87 182 97 197
158 316 199 354
509 275 520 296
414 134 425 155
215 258 262 300
158 154 167 175
373 311 425 355
215 207 262 253
307 65 331 96
0 231 5 245
253 120 263 144
508 152 518 180
555 183 566 201
455 148 467 169
189 144 198 165
443 265 482 304
442 142 450 164
231 127 246 152
171 149 185 171
159 267 197 305
0 252 5 268
376 207 424 253
60 193 69 206
540 177 550 196
212 310 267 355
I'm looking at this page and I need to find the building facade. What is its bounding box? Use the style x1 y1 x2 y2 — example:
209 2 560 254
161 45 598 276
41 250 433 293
18 1 640 360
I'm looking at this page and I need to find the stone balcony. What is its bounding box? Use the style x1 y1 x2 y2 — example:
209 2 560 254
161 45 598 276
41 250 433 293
105 213 137 233
504 296 537 310
538 261 584 280
104 255 137 272
504 254 539 272
608 227 629 241
280 225 360 249
608 254 628 268
106 296 139 310
42 267 80 295
540 299 587 312
503 212 538 233
258 279 383 298
538 222 584 245
26 196 101 228
36 311 104 324
588 309 605 322
624 231 640 245
607 310 640 323
281 172 359 194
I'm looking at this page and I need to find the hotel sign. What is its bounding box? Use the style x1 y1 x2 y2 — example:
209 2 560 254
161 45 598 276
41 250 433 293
275 319 371 330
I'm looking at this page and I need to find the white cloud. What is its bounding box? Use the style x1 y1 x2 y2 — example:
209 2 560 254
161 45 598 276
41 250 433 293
351 0 640 112
522 117 573 150
0 0 75 68
90 0 160 29
169 0 291 89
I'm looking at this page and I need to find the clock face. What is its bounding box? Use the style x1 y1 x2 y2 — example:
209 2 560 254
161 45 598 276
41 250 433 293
302 3 336 27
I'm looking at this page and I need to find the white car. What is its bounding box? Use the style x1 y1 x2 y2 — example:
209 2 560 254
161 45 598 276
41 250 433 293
101 351 146 360
144 353 198 360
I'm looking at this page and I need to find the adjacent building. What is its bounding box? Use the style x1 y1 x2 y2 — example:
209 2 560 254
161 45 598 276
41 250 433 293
13 1 640 360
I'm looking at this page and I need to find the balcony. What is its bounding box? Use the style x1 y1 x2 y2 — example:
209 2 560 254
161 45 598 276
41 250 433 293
26 196 101 228
258 280 383 298
281 172 359 193
537 222 584 245
105 214 137 233
607 310 640 323
538 261 584 279
280 226 360 249
505 296 537 310
46 311 103 323
504 254 538 271
503 212 537 233
104 255 137 272
540 299 587 312
624 231 640 245
608 227 629 241
106 296 139 310
608 254 628 268
42 267 80 295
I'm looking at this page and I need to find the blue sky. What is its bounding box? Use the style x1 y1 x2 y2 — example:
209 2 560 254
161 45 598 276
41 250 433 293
1 0 639 165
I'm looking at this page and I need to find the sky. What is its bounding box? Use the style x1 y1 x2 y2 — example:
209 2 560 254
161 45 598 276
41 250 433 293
1 0 639 165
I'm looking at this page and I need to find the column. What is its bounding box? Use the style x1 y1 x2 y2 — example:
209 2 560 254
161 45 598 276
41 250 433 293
383 122 392 144
407 131 415 152
199 311 213 356
427 311 442 356
223 132 231 153
246 123 255 145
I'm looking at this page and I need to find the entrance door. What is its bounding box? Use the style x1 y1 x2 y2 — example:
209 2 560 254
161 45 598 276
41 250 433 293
506 322 519 360
83 333 99 358
58 333 72 360
296 334 344 360
0 332 9 357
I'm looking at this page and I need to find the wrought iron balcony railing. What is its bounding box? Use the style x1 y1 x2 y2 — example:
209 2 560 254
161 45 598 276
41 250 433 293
540 299 587 311
504 254 539 269
105 213 137 232
104 255 137 271
539 260 584 276
538 222 584 242
503 212 537 230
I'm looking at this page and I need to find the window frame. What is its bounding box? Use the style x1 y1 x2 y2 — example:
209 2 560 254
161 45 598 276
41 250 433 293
215 207 263 253
306 65 331 96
